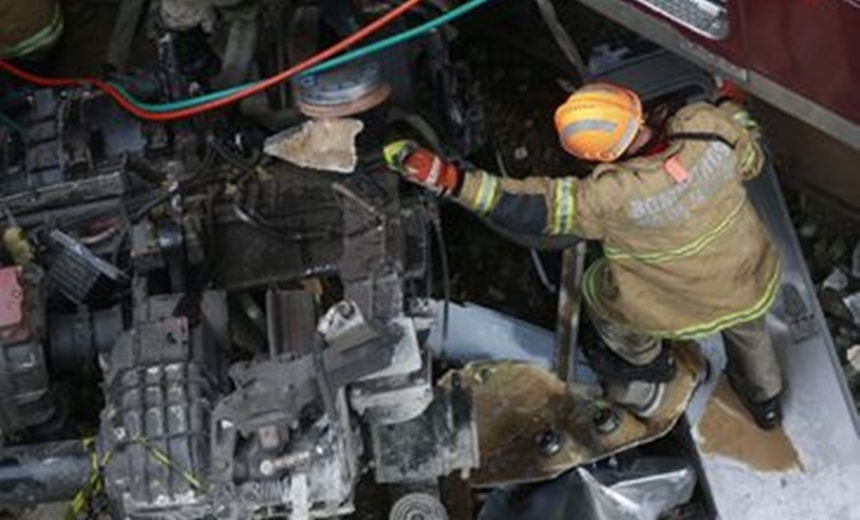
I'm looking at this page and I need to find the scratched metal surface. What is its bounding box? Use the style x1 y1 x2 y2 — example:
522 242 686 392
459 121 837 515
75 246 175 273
686 164 860 519
444 343 704 487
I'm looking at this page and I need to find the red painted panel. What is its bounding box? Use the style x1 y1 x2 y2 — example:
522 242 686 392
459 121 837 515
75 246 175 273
742 0 860 122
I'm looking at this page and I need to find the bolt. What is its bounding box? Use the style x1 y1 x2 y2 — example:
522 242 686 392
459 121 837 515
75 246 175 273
337 301 355 318
593 406 620 435
259 460 275 477
536 429 563 457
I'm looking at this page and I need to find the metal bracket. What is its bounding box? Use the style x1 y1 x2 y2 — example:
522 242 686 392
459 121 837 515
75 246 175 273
554 242 587 384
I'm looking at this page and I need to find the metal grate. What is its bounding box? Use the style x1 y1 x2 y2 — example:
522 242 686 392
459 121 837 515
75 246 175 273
634 0 729 39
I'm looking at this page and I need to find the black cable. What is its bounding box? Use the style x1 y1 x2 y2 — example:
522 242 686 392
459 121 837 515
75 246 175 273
210 138 257 176
111 204 132 270
232 203 340 242
127 140 218 224
426 197 451 340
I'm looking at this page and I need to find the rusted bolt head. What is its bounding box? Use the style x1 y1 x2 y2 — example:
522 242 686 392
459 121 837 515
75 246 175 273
593 406 620 435
536 429 563 457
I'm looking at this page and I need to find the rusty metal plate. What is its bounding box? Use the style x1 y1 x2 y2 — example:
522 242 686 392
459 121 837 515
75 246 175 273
442 343 705 487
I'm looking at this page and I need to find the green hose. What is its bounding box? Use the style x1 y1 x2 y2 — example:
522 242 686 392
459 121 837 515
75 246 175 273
110 82 251 112
112 0 495 112
297 0 494 76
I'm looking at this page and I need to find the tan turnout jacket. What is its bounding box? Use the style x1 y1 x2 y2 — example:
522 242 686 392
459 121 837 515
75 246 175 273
453 102 780 339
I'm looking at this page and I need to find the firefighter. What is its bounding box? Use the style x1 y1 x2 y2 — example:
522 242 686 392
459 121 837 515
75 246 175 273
383 82 783 430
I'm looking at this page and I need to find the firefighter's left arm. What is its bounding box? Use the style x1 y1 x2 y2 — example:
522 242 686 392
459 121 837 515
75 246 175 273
715 101 765 180
452 169 607 240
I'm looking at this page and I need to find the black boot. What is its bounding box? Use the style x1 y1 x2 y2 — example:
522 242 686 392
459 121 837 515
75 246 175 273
726 374 783 430
583 340 676 384
748 396 783 430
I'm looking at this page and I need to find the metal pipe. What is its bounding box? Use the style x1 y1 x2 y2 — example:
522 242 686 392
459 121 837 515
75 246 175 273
0 440 91 505
259 450 312 477
533 0 588 81
554 242 587 384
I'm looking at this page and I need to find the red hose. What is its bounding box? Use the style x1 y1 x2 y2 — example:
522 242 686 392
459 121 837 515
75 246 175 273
0 0 423 121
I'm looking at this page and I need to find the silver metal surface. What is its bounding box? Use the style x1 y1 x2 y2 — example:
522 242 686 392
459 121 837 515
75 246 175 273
686 164 860 519
629 0 728 39
349 315 431 424
425 299 599 384
390 493 449 520
478 458 697 520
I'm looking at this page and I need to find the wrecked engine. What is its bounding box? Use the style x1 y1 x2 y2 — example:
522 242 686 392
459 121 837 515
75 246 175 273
0 2 484 518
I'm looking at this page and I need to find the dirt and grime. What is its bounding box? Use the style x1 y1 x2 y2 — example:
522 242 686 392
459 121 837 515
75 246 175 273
449 342 706 487
695 378 801 473
8 1 858 519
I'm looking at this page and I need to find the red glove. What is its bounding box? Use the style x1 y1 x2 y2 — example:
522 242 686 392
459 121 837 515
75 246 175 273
383 140 461 196
716 77 748 104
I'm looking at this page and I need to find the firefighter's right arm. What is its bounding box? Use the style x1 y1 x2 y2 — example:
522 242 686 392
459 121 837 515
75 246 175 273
451 169 606 240
383 140 607 240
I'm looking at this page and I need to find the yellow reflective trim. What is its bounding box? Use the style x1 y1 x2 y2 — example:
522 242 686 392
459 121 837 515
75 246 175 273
477 174 500 216
558 179 575 234
550 180 562 234
667 264 781 339
469 171 500 216
566 180 576 233
604 200 745 263
740 148 757 172
469 172 487 211
549 178 576 234
583 258 781 340
582 259 603 311
732 110 758 130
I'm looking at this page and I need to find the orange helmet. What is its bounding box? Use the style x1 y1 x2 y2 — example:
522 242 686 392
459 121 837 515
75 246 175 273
554 83 643 162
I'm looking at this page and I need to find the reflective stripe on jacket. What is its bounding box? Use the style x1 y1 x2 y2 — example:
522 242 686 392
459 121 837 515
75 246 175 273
453 101 780 338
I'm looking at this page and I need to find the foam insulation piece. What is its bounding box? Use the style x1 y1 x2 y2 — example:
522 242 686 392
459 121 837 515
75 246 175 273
264 118 364 174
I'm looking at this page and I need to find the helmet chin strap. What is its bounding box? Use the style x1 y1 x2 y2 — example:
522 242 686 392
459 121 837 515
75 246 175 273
624 125 654 157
